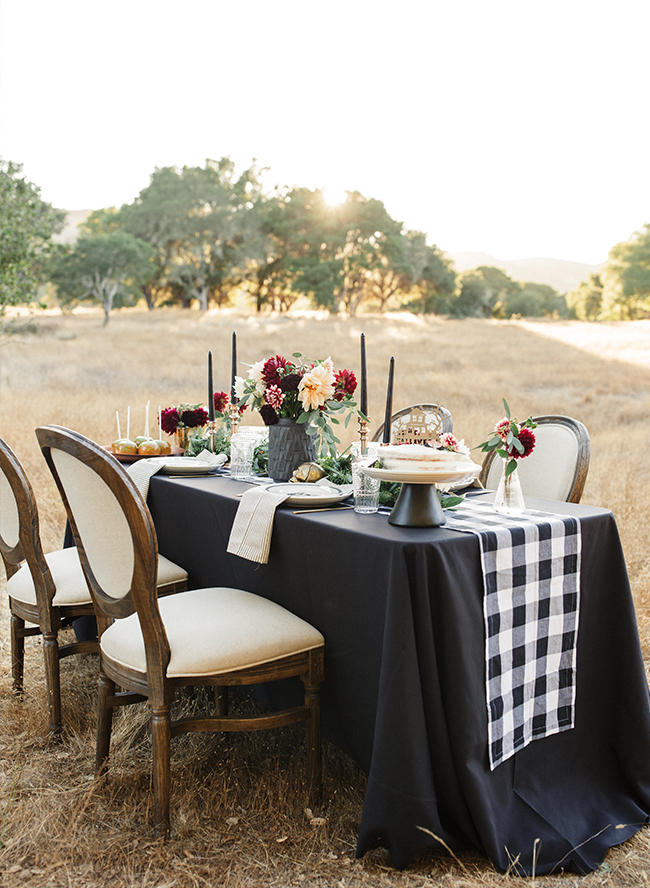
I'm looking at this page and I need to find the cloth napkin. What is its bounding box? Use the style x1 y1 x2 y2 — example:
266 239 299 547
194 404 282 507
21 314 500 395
445 499 581 770
226 485 291 563
126 450 226 499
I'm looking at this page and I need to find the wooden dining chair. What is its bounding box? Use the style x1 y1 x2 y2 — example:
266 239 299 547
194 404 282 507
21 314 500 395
0 436 99 734
371 403 453 444
0 435 188 735
36 424 325 837
478 415 591 503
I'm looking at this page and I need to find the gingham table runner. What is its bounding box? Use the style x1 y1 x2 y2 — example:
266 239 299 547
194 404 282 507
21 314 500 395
445 499 581 770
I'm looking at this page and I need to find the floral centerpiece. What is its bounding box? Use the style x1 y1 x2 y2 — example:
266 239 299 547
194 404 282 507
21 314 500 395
236 353 358 481
478 399 537 513
160 403 208 452
160 404 209 435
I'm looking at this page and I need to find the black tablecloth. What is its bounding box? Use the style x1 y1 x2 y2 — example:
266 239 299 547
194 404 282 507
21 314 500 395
147 475 650 873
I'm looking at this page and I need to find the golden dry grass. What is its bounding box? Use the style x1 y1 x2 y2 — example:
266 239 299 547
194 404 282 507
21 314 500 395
2 306 650 887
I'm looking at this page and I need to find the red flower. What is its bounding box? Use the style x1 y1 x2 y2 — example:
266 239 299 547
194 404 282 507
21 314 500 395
160 407 181 434
265 385 284 410
280 372 302 392
262 355 289 387
180 407 208 428
213 391 229 414
260 404 279 425
333 368 357 402
512 426 535 459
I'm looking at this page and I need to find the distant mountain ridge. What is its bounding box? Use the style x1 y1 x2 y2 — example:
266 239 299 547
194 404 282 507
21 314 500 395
446 251 603 294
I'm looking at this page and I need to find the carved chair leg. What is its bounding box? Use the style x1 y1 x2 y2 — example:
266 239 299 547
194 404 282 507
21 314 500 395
10 612 25 695
151 704 172 839
303 679 322 806
43 631 62 734
96 670 115 773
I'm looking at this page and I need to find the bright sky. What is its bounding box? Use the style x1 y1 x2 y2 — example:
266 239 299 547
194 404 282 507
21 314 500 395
1 0 649 265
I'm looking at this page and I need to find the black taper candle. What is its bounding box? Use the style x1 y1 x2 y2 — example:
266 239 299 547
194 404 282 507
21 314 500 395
360 332 368 417
208 351 214 421
231 331 237 402
382 356 395 444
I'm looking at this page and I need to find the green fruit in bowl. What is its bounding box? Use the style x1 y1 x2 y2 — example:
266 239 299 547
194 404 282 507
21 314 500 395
112 438 138 454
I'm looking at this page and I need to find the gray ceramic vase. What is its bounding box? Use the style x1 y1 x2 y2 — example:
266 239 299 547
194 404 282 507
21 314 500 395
267 418 317 482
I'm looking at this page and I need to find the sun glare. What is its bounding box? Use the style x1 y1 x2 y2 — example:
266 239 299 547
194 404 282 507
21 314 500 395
322 187 347 207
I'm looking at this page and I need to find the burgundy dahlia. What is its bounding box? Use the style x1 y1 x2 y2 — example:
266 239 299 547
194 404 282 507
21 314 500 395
160 407 181 435
333 368 357 401
280 373 302 393
513 426 535 459
262 355 288 387
259 404 279 425
180 407 209 428
213 391 229 414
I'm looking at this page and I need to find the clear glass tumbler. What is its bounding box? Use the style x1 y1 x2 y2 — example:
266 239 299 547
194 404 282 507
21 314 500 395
230 433 256 480
352 463 381 513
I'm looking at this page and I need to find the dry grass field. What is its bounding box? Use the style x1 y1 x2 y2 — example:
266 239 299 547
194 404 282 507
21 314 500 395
1 307 650 887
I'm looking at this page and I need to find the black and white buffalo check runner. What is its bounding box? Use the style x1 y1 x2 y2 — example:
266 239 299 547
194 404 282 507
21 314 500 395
445 499 581 770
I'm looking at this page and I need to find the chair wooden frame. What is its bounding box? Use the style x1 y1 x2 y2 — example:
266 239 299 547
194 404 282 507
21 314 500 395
371 403 453 444
478 414 591 504
36 425 324 838
0 437 98 733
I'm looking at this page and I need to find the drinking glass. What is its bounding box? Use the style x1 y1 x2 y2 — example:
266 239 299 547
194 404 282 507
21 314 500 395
230 433 256 480
352 463 381 514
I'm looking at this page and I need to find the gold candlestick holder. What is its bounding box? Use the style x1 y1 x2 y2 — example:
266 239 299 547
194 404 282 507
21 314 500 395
229 403 240 438
358 417 369 455
207 419 219 452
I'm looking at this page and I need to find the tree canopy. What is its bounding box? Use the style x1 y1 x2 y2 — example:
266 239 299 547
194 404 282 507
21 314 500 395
50 232 156 325
4 154 614 321
0 160 64 308
599 224 650 319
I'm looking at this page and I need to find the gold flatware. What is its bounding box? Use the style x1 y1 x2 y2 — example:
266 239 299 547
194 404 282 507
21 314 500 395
292 505 354 514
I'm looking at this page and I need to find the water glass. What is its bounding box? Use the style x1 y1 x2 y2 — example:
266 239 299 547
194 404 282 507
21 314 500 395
230 433 256 480
352 463 381 514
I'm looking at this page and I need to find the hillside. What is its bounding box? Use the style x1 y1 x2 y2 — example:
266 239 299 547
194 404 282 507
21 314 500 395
447 251 603 293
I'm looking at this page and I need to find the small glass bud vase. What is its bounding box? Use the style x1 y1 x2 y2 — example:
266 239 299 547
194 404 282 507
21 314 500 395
493 459 526 514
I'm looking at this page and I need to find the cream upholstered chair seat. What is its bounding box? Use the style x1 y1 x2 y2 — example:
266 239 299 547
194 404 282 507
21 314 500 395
7 548 187 608
479 415 590 504
7 547 91 607
101 587 325 678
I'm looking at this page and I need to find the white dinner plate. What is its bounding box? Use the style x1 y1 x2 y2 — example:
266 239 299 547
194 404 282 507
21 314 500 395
362 463 481 485
159 458 221 476
270 482 352 506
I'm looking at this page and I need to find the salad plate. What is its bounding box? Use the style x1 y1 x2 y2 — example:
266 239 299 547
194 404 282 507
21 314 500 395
270 482 352 506
159 458 222 476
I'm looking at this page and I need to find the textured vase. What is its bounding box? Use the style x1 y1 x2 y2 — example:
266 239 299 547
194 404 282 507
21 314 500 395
267 418 316 482
493 459 526 514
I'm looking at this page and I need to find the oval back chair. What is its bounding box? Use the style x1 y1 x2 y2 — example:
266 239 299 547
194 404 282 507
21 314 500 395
371 403 453 445
0 436 97 733
36 424 325 838
478 415 590 504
